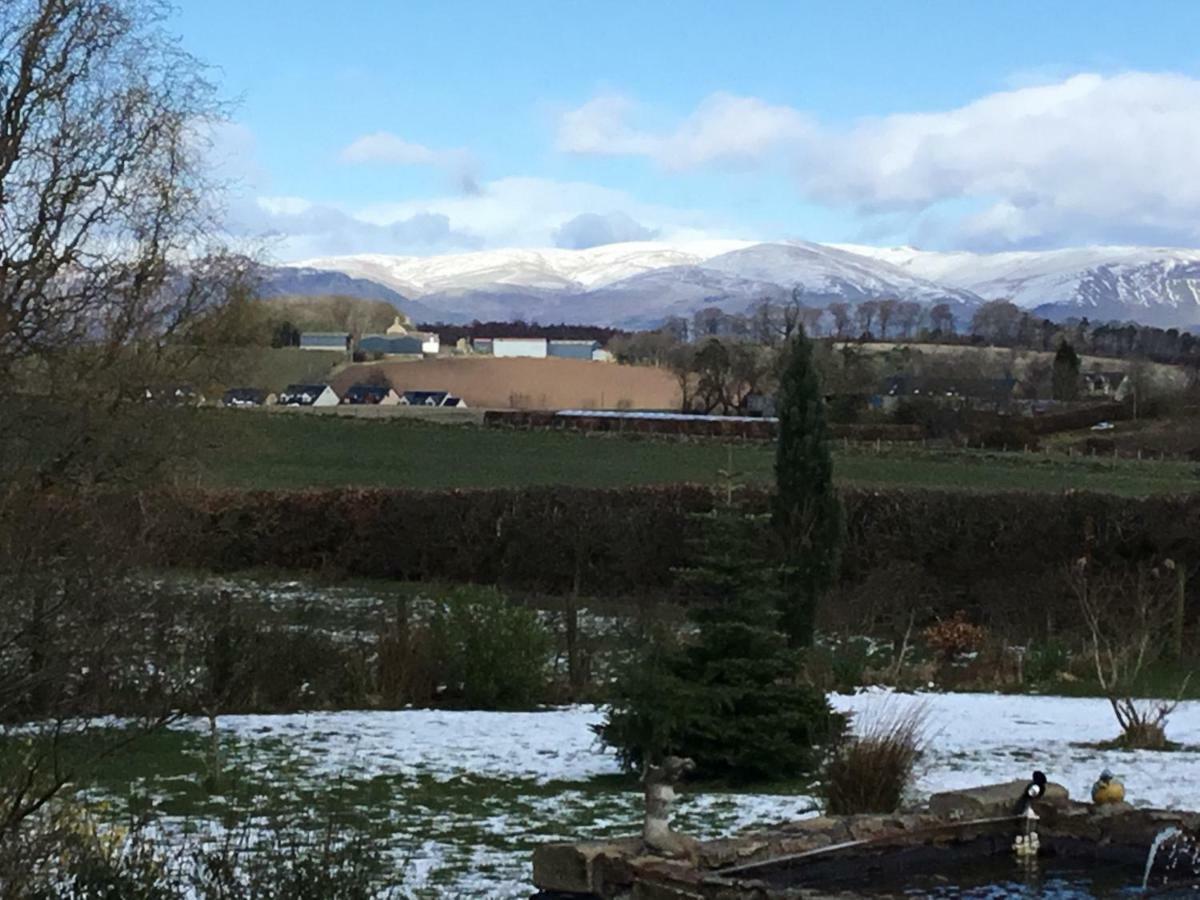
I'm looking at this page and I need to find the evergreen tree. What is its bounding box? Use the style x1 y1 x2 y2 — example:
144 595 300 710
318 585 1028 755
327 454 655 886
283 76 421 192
772 327 842 647
598 502 839 782
1052 340 1081 401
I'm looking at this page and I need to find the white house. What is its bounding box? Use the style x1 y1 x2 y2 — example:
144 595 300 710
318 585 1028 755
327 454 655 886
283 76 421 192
493 337 548 359
277 383 340 407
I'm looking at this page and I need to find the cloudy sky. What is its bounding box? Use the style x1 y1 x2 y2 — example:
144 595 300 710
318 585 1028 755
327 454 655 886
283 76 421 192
178 0 1200 261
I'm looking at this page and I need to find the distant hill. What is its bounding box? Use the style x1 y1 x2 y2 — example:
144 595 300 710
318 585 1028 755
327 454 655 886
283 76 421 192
251 240 1200 330
255 266 445 323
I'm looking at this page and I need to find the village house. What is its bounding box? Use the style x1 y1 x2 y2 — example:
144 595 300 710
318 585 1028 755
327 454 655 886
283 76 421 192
143 385 204 406
340 384 401 405
1083 370 1132 400
277 383 340 407
221 387 275 407
400 390 467 408
871 374 1018 413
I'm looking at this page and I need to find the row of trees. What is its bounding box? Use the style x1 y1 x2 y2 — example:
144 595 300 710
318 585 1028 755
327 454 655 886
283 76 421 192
623 293 1200 370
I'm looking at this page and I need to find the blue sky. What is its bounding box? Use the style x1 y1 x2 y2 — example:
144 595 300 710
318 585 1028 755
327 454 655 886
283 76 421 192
175 0 1200 260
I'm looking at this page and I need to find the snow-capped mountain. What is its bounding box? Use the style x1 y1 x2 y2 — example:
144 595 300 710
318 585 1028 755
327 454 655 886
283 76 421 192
292 241 753 297
839 244 1200 327
262 240 1200 329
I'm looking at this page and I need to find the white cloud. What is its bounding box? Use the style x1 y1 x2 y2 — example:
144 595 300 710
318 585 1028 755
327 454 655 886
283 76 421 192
556 92 813 169
229 177 723 261
559 73 1200 248
340 132 440 166
339 131 480 194
552 211 659 249
355 176 720 250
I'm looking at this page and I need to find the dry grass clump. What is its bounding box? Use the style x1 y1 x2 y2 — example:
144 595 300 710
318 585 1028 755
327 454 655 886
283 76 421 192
824 702 929 815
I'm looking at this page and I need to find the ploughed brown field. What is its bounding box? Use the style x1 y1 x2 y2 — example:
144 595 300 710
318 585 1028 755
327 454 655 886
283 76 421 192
332 357 681 410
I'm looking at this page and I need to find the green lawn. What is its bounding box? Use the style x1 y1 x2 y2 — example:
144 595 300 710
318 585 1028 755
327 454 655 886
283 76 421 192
193 409 1200 496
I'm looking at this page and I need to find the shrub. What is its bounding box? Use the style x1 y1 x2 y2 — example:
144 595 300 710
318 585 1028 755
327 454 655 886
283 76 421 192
823 703 927 815
426 587 551 710
1 802 402 899
922 611 987 662
1024 639 1071 684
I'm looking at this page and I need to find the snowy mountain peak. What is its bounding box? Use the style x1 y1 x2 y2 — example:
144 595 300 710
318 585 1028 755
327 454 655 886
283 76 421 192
273 239 1200 329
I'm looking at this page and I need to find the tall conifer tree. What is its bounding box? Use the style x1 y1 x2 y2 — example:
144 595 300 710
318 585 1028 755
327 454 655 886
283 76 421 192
1052 341 1082 401
772 327 842 647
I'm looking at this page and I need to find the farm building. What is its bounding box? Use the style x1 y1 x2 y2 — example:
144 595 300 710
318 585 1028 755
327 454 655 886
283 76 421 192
547 339 600 360
359 335 425 355
493 338 549 359
299 332 351 352
400 390 467 408
482 337 609 361
221 387 274 407
278 384 339 407
359 317 439 356
341 384 400 405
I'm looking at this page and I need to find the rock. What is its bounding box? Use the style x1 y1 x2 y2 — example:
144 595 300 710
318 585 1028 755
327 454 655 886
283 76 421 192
929 780 1069 819
532 838 641 894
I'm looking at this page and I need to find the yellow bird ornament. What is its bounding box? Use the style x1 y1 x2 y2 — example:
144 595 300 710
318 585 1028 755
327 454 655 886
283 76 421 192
1091 769 1125 805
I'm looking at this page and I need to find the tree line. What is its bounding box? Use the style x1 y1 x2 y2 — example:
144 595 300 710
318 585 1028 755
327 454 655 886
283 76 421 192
611 291 1200 370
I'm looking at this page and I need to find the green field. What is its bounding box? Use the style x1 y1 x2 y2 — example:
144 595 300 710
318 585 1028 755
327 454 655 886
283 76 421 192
194 409 1200 496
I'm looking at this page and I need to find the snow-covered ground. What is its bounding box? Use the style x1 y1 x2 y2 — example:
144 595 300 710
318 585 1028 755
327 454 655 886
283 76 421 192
833 691 1200 810
201 692 1200 811
83 693 1200 897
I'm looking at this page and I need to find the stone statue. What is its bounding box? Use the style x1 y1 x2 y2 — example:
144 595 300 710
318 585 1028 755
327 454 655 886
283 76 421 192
642 756 699 859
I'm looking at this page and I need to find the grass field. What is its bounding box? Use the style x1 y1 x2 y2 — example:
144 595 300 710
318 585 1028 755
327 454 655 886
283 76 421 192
194 409 1200 495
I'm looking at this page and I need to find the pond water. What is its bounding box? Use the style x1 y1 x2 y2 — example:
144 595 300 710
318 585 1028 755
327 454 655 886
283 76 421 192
875 859 1152 898
759 837 1198 899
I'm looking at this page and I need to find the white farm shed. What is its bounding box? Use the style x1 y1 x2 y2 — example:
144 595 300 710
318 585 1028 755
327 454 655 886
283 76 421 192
493 338 548 359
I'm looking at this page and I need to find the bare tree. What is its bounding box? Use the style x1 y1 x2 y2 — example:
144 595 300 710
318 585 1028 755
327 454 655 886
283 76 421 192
895 301 922 339
970 299 1023 345
828 302 852 339
1070 556 1188 749
876 298 898 340
667 343 698 411
929 303 956 337
855 300 880 339
0 0 245 849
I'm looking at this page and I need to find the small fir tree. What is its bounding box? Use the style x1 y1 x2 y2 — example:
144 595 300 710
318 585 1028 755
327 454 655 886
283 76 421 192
772 327 842 647
598 499 839 782
1052 341 1081 401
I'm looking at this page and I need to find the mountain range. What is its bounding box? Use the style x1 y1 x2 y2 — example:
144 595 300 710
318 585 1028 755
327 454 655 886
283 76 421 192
258 240 1200 331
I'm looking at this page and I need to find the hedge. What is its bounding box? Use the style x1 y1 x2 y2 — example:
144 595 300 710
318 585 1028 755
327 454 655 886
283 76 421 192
143 485 1200 639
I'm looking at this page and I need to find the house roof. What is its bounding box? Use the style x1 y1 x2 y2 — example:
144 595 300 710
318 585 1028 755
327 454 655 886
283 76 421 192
223 387 268 403
402 390 449 405
278 383 334 403
342 384 394 403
